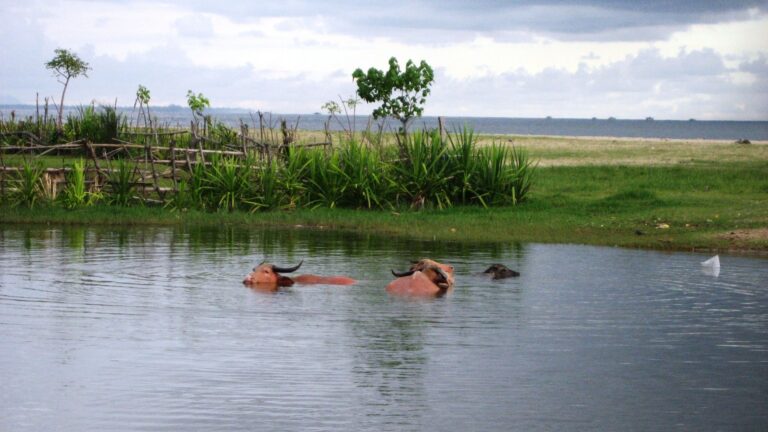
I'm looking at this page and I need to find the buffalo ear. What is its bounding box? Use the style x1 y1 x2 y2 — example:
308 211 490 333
392 269 415 278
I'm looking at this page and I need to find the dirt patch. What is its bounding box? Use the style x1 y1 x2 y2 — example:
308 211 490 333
719 228 768 241
715 228 768 254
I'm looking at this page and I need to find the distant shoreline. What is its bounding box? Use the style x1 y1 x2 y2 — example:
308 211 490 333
1 103 767 123
2 104 767 141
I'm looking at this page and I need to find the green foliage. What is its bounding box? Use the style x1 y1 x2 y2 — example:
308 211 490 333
107 159 137 206
473 144 515 206
322 96 361 136
246 159 284 211
509 146 536 204
0 112 59 146
45 48 91 80
186 90 210 119
45 48 91 126
352 57 434 132
136 85 150 105
280 147 311 208
209 121 238 145
321 101 341 115
11 161 46 208
336 139 392 209
303 149 347 209
394 130 452 209
203 156 252 212
64 105 126 143
1 127 535 213
61 159 100 208
446 127 480 205
183 161 209 210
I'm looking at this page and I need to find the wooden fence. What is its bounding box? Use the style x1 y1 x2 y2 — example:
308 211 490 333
0 128 331 204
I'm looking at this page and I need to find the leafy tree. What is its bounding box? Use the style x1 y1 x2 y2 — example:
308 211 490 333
186 90 210 124
45 48 91 128
136 85 150 106
134 85 152 128
352 57 434 134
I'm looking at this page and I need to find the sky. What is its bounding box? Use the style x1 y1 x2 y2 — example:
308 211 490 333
1 0 767 120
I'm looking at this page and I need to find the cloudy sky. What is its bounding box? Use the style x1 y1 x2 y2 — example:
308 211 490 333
1 0 767 120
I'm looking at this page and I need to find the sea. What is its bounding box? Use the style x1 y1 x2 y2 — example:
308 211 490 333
2 105 767 141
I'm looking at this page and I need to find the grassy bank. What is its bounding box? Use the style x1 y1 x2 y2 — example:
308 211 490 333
4 158 767 254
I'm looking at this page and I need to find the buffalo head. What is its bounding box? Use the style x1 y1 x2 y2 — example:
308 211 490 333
243 261 303 287
409 258 455 288
387 259 455 296
483 263 520 279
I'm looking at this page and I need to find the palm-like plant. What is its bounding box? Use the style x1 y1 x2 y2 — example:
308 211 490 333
107 159 137 206
204 156 251 211
12 161 46 208
62 159 100 208
394 130 452 209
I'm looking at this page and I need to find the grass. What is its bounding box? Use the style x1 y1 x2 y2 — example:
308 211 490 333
2 159 766 253
2 124 766 252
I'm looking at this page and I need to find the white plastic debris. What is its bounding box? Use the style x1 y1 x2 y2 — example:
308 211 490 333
701 255 720 268
701 255 720 277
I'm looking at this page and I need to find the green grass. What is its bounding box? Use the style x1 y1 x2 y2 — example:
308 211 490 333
3 161 766 253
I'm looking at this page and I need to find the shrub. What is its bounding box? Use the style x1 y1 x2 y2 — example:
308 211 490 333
61 159 100 208
106 159 137 206
393 130 452 209
204 156 252 212
11 161 46 208
64 105 126 143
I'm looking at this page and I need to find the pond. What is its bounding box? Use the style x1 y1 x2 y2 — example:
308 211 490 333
1 226 766 431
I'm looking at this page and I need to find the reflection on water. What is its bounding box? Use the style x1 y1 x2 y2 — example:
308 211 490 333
1 226 766 431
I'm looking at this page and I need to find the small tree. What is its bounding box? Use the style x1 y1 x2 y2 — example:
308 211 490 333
352 57 434 134
321 95 360 139
133 85 152 129
45 48 91 128
186 90 210 125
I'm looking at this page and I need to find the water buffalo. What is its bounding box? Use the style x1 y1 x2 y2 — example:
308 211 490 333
242 261 356 288
386 259 455 297
483 263 520 279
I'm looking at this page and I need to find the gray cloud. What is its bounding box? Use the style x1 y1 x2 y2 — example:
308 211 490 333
426 48 768 119
172 0 768 41
174 14 215 38
2 1 766 119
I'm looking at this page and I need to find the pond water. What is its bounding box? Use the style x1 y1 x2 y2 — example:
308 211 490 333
1 226 766 431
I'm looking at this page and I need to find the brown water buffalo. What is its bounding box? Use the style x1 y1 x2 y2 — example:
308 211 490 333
242 261 356 288
483 263 520 279
386 259 455 297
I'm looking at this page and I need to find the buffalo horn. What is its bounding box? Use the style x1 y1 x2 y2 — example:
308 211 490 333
433 267 448 284
391 269 415 278
271 260 303 273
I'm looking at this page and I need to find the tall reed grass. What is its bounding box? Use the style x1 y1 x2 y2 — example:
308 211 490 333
61 159 100 208
64 105 127 143
2 127 536 212
106 159 137 206
10 161 46 208
203 155 253 212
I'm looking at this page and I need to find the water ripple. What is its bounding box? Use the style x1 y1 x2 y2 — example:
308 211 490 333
1 228 767 431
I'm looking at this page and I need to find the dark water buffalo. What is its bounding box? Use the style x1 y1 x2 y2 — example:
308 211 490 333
243 261 356 288
483 263 520 279
386 258 455 297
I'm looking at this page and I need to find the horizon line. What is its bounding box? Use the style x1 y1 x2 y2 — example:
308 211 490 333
1 104 766 123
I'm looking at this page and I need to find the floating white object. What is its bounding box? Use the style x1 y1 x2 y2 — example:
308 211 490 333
701 255 720 268
701 255 720 277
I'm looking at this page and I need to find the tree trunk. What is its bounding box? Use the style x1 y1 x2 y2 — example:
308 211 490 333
58 77 70 129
